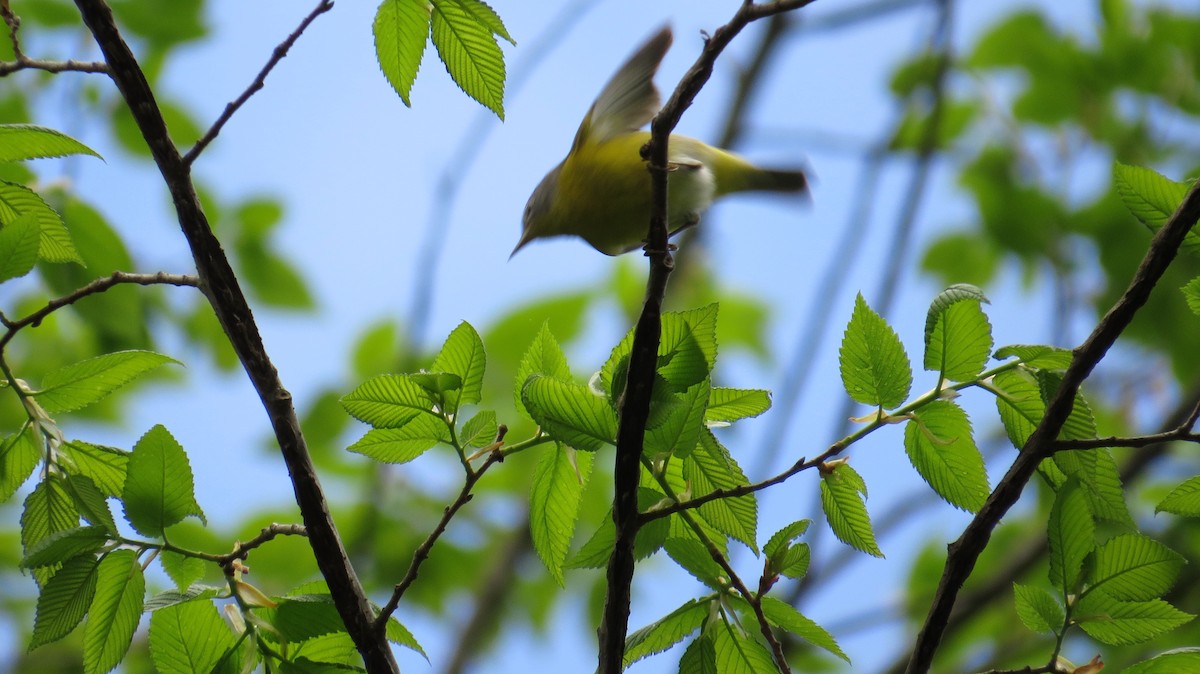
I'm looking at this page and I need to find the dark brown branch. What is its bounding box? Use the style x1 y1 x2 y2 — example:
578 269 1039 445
375 447 504 629
904 179 1200 673
68 1 396 671
0 271 198 346
182 0 334 166
216 523 308 568
597 4 818 673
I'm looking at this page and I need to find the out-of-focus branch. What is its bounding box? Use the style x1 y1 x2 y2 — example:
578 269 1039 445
598 7 819 673
184 0 333 165
68 1 396 670
904 178 1200 673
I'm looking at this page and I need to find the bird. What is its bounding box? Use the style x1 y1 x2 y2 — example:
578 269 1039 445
512 26 808 257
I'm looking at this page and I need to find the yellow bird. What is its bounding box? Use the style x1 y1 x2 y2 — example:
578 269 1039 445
513 26 808 257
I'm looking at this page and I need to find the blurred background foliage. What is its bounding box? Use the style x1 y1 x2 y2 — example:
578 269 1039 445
2 0 1200 672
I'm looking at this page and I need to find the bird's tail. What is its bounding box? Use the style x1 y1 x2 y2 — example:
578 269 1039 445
711 148 808 196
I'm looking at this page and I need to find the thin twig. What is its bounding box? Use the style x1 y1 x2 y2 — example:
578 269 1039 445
598 4 818 673
374 447 504 629
0 57 110 76
69 1 394 670
182 0 334 166
904 178 1200 673
216 523 308 568
0 271 199 346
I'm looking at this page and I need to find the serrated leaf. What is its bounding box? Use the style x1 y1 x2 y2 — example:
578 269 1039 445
1047 479 1093 593
712 615 777 674
567 489 669 568
385 614 427 658
430 0 506 118
839 293 912 409
1113 163 1200 254
64 475 117 534
530 445 593 585
1036 370 1096 440
1076 593 1193 645
1123 649 1200 674
903 400 989 512
30 553 100 649
1157 475 1200 516
664 536 725 589
521 375 616 451
35 351 178 414
0 210 40 282
994 344 1073 369
705 387 771 423
686 430 757 552
346 414 449 464
459 410 498 448
430 321 486 413
657 305 719 391
373 0 431 106
515 322 571 419
21 525 108 569
264 596 347 642
1183 277 1200 317
60 441 128 498
624 599 708 666
820 462 883 557
452 0 514 44
0 180 82 263
1055 447 1133 527
143 585 222 612
1090 534 1184 601
924 291 992 381
763 520 810 560
341 374 439 428
0 124 102 161
645 379 709 459
22 477 80 581
1 426 41 502
1012 582 1064 633
991 367 1043 448
159 550 207 590
123 425 205 537
679 633 717 674
755 596 848 662
149 599 236 674
84 549 145 674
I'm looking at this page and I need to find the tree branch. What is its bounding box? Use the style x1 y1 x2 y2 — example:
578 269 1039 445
904 178 1200 673
68 1 396 671
0 56 110 75
182 0 334 166
216 523 308 569
597 4 818 673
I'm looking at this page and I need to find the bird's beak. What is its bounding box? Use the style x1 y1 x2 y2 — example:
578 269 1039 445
509 230 534 260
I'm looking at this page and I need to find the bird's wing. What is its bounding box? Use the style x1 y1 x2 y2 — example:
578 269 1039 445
571 26 672 151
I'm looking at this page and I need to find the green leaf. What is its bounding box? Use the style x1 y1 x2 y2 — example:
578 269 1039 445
430 0 506 118
430 321 486 413
1113 163 1200 254
0 210 40 282
1076 593 1193 645
645 379 710 459
624 599 709 667
21 525 108 568
1123 649 1200 674
265 596 348 642
1053 447 1132 527
566 488 670 569
346 414 449 464
84 549 145 674
123 425 205 537
757 596 848 662
149 599 237 674
1157 475 1200 516
819 462 883 557
64 475 117 534
341 374 439 428
991 367 1042 448
903 400 989 512
1036 370 1097 440
685 430 757 552
923 286 992 381
22 477 80 582
385 613 427 658
0 180 82 263
712 615 777 674
838 293 912 409
763 520 809 560
373 0 431 107
1047 479 1093 593
34 351 178 414
0 124 102 161
679 633 717 674
459 410 498 448
521 375 616 451
159 550 207 590
60 441 128 498
705 387 771 423
143 585 222 612
1089 534 1185 601
993 344 1073 369
452 0 514 44
514 322 572 419
1183 277 1200 317
30 554 100 649
530 445 593 584
1 426 41 502
1012 582 1064 633
657 305 719 391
